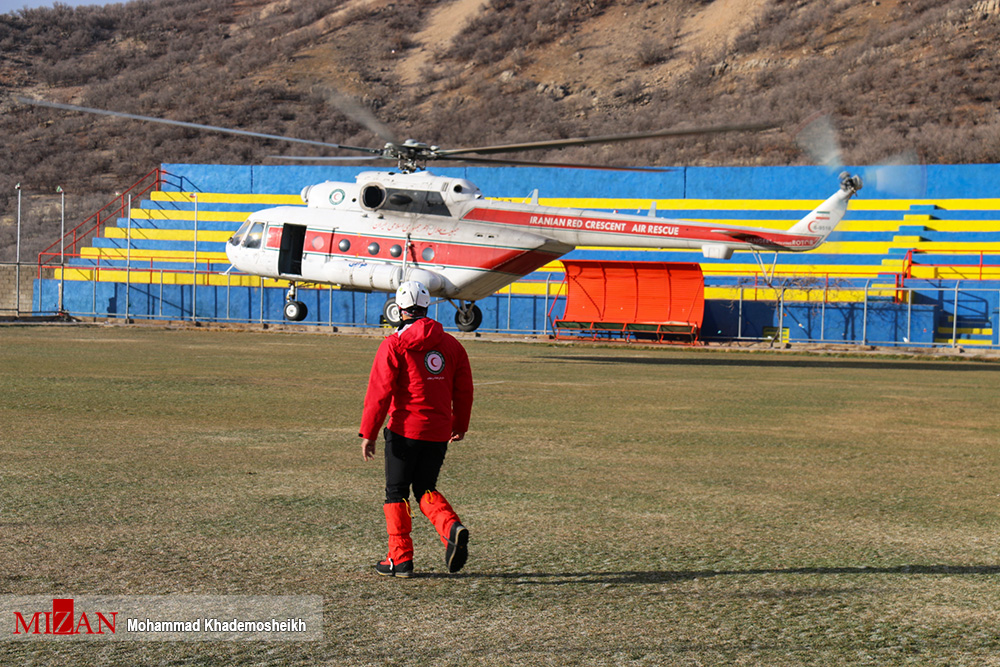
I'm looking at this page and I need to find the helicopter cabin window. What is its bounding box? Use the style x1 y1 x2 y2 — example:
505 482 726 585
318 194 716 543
367 242 380 255
422 246 435 262
361 185 450 216
338 239 351 252
379 188 451 216
381 189 419 213
243 222 265 249
421 190 450 216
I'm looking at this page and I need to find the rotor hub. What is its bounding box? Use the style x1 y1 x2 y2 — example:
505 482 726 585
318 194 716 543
384 141 440 173
838 171 863 194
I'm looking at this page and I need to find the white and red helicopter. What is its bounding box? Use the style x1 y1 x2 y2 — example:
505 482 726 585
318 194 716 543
18 97 864 331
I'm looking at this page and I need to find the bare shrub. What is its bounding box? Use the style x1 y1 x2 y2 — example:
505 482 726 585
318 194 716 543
684 49 719 89
613 78 647 104
446 0 615 65
636 36 669 66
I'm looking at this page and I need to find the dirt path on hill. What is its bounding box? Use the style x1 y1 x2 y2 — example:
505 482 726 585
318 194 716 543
392 0 771 91
253 0 389 42
398 0 491 85
680 0 769 55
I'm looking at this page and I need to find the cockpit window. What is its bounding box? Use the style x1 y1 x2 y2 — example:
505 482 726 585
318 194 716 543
244 222 265 249
229 219 254 246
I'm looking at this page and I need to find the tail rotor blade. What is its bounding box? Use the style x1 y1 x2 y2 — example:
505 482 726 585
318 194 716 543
863 151 927 198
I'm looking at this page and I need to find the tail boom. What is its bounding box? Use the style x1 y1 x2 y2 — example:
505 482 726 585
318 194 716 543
784 172 862 250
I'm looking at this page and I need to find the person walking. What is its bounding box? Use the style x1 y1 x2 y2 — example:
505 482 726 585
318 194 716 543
359 281 474 578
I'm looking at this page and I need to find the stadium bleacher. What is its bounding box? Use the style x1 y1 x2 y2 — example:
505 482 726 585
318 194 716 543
38 165 1000 345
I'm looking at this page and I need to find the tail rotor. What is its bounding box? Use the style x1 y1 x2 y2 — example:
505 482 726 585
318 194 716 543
795 113 925 199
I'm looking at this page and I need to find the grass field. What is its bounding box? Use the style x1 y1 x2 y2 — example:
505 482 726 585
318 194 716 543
1 325 999 666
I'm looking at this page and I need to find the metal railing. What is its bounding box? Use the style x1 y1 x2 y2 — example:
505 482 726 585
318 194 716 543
36 168 173 272
721 281 999 349
24 263 997 349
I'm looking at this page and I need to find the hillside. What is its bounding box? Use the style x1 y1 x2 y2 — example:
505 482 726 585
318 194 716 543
2 0 1000 260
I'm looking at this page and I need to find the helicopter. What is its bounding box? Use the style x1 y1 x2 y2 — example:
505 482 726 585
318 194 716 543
16 97 865 331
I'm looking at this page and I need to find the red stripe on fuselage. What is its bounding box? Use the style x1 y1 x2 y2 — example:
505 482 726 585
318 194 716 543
461 206 820 249
265 226 560 275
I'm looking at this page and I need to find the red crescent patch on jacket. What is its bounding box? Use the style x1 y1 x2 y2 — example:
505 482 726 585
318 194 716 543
424 350 445 375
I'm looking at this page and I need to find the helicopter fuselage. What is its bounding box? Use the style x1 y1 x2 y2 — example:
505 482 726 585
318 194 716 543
224 170 858 324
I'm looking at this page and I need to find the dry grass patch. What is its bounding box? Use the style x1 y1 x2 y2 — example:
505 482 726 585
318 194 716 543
1 326 999 665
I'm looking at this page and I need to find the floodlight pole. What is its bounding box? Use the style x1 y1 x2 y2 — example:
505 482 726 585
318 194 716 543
952 281 961 348
862 280 870 345
15 184 21 315
192 193 198 322
777 287 785 346
57 185 65 313
126 194 132 321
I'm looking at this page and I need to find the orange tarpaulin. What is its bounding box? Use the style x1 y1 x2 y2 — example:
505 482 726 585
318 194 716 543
555 260 705 342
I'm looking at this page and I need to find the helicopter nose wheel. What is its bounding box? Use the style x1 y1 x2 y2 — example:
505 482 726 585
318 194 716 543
454 302 483 332
382 297 402 327
283 283 308 322
283 300 308 322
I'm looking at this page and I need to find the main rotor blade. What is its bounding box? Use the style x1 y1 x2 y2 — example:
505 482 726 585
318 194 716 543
315 88 399 145
795 113 843 173
16 97 382 155
266 154 387 162
267 153 669 171
434 154 674 172
438 122 776 157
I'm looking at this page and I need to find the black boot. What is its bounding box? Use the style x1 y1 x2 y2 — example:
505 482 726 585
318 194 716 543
375 557 414 578
445 522 469 574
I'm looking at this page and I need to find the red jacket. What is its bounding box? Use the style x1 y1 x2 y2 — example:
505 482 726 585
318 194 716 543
360 317 473 442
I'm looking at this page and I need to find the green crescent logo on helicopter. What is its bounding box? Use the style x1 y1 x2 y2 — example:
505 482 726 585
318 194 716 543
329 189 346 206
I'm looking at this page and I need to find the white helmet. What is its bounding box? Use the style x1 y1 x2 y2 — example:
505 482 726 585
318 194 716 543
395 281 431 310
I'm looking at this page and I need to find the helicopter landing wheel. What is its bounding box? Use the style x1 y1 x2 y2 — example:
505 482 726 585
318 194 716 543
454 303 483 333
382 297 402 327
283 300 308 322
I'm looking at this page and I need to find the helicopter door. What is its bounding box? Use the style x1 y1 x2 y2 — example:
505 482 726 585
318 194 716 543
278 224 306 276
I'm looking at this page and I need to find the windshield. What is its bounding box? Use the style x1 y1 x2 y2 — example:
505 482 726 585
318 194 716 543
244 222 264 249
229 219 254 246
